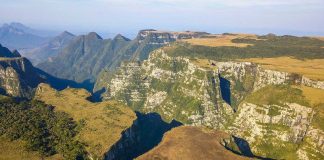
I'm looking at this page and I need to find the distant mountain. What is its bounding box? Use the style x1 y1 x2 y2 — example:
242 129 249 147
37 30 208 88
0 44 42 98
37 32 131 85
0 22 50 49
6 22 58 37
22 31 75 64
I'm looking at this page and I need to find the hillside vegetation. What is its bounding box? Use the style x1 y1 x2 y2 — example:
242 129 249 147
35 83 136 159
238 57 324 81
0 137 62 160
137 126 249 160
169 35 324 60
297 85 324 105
0 97 85 159
182 34 258 47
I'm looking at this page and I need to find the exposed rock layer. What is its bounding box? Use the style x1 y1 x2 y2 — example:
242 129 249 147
97 47 324 159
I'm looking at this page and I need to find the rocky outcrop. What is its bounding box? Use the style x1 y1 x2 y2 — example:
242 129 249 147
302 77 324 89
126 30 209 61
0 57 42 98
137 29 209 44
100 50 230 128
231 103 313 143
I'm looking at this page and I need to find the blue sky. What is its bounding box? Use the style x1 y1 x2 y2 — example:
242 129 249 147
0 0 323 37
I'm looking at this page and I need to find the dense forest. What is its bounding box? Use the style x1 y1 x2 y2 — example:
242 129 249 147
0 97 86 159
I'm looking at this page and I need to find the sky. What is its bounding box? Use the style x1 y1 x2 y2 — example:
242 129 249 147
0 0 324 38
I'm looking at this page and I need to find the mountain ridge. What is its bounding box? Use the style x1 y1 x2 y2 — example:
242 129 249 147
22 31 75 64
0 23 50 49
36 30 205 88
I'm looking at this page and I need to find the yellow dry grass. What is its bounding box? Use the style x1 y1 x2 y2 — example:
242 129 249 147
35 83 136 158
295 85 324 105
190 58 217 70
181 34 258 47
137 126 249 160
311 36 324 41
0 57 22 61
0 137 62 160
238 57 324 81
310 36 324 48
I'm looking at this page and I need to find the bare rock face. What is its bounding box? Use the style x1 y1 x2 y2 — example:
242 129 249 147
97 46 324 159
0 57 42 98
137 29 209 44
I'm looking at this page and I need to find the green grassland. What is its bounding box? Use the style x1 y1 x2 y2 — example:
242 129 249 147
168 35 324 60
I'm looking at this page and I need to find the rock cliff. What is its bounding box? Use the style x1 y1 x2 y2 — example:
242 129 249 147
97 47 324 159
0 45 42 98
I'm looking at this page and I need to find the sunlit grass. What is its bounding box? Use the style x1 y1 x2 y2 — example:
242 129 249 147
238 57 324 81
35 83 136 158
294 85 324 106
181 34 258 47
0 137 62 160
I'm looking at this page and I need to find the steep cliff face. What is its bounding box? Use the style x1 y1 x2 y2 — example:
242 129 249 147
97 47 324 159
0 57 42 98
99 51 228 128
0 44 42 98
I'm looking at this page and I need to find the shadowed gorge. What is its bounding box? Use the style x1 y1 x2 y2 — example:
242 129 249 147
223 136 274 160
219 74 231 107
105 112 182 160
35 68 94 92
